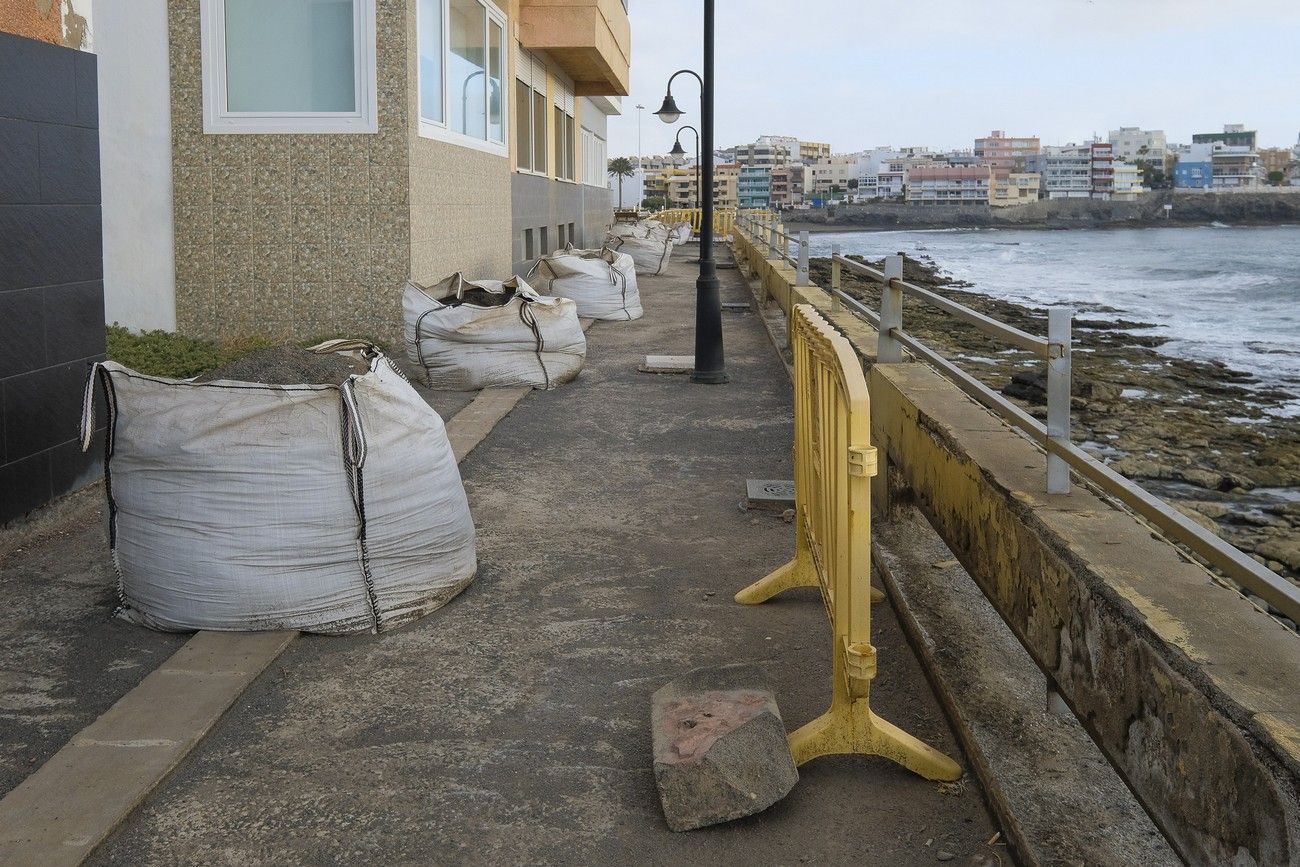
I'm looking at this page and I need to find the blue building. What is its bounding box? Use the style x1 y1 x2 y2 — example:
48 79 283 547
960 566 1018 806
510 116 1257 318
1174 143 1214 190
737 166 772 208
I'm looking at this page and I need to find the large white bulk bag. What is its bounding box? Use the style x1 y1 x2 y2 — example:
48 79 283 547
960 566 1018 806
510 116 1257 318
79 345 477 635
528 246 642 321
404 273 586 390
606 227 675 276
670 222 692 245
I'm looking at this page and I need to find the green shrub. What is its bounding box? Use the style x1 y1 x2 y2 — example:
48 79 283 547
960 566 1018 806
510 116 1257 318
105 325 274 379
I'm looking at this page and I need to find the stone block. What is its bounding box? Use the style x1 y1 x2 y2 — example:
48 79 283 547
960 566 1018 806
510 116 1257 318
651 664 797 832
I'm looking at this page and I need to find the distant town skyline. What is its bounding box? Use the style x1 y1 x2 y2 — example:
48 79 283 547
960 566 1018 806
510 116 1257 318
610 0 1300 158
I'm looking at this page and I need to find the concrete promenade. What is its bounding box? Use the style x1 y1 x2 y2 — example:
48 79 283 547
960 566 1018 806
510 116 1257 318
5 252 1001 864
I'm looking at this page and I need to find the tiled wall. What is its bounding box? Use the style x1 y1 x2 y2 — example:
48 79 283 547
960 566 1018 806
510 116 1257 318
0 32 105 523
511 173 613 270
167 0 412 344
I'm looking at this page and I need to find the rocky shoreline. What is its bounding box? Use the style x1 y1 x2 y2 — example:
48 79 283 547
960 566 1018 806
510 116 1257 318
810 254 1300 621
783 191 1300 232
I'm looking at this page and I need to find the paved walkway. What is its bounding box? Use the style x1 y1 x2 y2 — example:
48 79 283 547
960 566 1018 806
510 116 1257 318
69 252 994 864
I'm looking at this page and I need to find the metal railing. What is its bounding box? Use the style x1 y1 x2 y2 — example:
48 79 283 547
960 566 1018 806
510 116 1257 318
737 212 810 286
652 207 740 237
730 217 1300 622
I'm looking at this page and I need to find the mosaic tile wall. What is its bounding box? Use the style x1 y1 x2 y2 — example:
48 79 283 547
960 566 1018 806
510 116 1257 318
405 1 512 287
168 0 413 344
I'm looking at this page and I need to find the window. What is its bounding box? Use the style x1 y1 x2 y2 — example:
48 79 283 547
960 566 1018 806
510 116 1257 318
417 0 506 154
514 50 547 174
200 0 378 133
581 128 606 188
554 107 576 180
524 228 534 260
539 226 549 255
557 224 567 248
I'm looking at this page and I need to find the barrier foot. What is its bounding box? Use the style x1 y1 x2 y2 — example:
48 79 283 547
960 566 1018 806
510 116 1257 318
788 698 963 782
735 556 817 604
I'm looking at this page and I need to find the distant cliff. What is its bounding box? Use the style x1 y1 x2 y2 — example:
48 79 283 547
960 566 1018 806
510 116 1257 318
783 191 1300 230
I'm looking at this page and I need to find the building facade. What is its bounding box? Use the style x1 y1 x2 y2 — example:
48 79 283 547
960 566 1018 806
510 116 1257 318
1173 143 1214 190
974 130 1040 170
1192 124 1256 150
1037 145 1092 199
769 164 804 208
905 165 991 205
1090 141 1115 199
1108 127 1167 163
95 0 630 342
1111 162 1146 200
737 166 771 208
989 170 1041 206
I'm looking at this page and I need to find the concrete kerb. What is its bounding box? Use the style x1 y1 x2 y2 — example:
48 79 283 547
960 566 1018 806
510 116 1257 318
0 342 580 866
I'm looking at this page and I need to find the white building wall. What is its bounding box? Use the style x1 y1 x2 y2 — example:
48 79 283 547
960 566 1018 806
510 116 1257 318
97 0 176 331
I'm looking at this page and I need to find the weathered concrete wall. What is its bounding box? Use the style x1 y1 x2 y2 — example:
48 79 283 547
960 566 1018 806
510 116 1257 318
731 226 1300 865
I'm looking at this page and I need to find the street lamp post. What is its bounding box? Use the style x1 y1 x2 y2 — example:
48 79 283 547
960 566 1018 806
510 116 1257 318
668 126 700 211
635 103 645 167
654 0 725 385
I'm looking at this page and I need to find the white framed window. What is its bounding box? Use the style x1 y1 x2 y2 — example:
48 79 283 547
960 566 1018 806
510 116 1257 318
581 127 606 188
552 75 575 181
417 0 507 156
200 0 378 134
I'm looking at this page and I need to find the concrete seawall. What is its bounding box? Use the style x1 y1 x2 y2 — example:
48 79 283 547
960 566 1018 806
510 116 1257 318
732 224 1300 866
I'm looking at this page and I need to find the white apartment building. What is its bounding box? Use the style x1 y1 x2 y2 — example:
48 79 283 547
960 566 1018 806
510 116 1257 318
805 155 861 196
734 136 793 167
1039 145 1093 199
1108 127 1168 163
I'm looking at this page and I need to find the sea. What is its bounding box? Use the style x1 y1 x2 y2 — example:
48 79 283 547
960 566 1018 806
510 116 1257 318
806 224 1300 416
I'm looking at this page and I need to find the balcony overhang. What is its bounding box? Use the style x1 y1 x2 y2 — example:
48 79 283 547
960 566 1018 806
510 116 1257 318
518 0 631 97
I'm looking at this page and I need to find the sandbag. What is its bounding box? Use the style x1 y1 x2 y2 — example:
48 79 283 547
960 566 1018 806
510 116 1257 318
404 273 586 390
605 226 675 276
79 343 477 635
528 246 642 321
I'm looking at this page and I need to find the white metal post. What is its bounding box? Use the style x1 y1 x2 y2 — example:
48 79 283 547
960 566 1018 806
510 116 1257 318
796 231 810 286
1046 307 1072 494
877 255 905 363
830 243 841 310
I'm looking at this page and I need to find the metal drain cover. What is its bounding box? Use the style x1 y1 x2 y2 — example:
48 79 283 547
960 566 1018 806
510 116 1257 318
745 479 795 511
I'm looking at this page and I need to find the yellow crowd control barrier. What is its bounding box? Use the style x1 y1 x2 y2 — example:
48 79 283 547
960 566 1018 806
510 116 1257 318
652 207 740 237
735 304 962 781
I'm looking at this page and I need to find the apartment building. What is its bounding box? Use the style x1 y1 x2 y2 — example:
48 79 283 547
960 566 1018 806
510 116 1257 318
733 136 793 168
1211 147 1264 189
974 130 1040 170
905 165 992 205
805 155 860 196
769 164 804 208
1108 127 1167 163
1111 162 1145 200
1090 141 1115 199
1036 146 1092 199
737 166 772 208
989 170 1041 206
664 164 738 208
1173 143 1214 190
798 140 831 162
94 0 630 341
1258 147 1292 179
1193 124 1256 150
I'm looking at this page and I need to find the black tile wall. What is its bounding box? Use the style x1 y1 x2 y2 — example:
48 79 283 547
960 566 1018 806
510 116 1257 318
0 32 104 525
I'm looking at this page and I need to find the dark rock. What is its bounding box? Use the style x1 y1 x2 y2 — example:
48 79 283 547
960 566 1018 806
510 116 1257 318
651 663 798 831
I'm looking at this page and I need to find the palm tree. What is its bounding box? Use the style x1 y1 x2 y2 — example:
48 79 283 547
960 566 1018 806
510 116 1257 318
608 157 635 209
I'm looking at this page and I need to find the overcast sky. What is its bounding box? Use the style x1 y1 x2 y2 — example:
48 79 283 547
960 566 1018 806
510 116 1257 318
609 0 1300 158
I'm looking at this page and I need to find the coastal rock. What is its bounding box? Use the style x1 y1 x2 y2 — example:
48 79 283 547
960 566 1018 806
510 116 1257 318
650 664 798 832
1255 542 1300 572
1175 505 1222 536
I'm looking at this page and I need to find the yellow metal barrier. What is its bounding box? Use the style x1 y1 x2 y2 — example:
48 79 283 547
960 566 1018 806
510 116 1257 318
651 207 741 236
735 304 962 781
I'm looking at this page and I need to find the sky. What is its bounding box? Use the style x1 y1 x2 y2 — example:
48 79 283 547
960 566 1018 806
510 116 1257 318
609 0 1300 158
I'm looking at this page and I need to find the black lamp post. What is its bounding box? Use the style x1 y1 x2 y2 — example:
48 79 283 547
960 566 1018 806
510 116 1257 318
669 126 700 211
654 0 725 385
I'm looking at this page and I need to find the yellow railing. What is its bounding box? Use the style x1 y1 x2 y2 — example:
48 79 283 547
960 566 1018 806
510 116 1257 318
735 304 961 781
652 207 748 237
